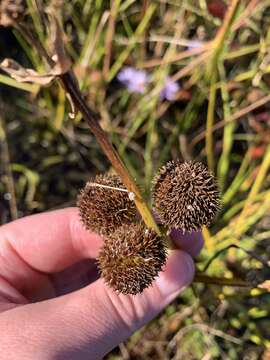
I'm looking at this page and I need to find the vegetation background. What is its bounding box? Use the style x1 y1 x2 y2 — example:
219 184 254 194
0 0 270 359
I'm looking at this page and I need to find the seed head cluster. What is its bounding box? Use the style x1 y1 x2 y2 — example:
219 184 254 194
98 223 167 295
152 160 220 232
0 0 26 27
78 160 220 295
77 174 137 236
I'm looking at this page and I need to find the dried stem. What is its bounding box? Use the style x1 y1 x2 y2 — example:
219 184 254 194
191 93 270 146
194 273 249 287
102 0 119 79
59 71 160 234
205 0 240 170
212 0 240 57
15 23 53 66
15 13 161 234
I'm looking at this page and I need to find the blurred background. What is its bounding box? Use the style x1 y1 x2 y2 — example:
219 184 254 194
0 0 270 359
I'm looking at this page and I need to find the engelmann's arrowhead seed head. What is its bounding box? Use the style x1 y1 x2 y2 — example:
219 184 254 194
98 223 167 295
77 174 137 236
152 160 220 232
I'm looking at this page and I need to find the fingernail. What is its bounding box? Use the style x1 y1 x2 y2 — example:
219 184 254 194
170 229 204 257
155 250 195 300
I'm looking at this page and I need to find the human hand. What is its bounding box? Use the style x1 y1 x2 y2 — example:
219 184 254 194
0 207 203 359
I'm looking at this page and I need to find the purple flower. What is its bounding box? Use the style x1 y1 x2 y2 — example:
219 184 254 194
117 67 149 94
187 40 204 51
160 78 180 101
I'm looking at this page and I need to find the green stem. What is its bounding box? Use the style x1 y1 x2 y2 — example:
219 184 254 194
205 72 217 171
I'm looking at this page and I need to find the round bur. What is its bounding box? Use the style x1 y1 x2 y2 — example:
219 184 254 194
152 160 220 232
98 223 167 295
77 174 137 236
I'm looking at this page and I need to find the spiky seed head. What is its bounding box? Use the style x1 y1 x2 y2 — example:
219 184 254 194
0 0 26 27
152 160 220 232
77 174 137 236
98 223 167 295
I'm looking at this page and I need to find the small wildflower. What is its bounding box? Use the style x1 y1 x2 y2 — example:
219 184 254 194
255 112 269 122
187 40 204 51
117 66 149 94
160 78 180 101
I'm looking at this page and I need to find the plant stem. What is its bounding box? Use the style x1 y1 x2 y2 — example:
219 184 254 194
16 15 161 235
205 72 217 171
205 0 240 171
0 116 18 220
236 143 270 230
60 72 161 234
212 0 240 59
194 273 249 287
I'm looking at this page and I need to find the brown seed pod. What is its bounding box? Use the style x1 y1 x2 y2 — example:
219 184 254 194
0 0 26 27
98 223 167 295
152 160 220 232
77 174 137 236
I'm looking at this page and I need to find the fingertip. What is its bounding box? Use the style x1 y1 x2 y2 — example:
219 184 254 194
170 229 204 257
155 250 194 301
68 207 103 259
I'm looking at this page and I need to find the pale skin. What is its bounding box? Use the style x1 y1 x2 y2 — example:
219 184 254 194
0 207 203 359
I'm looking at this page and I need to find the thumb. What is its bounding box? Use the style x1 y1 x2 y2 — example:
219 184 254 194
0 250 194 360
